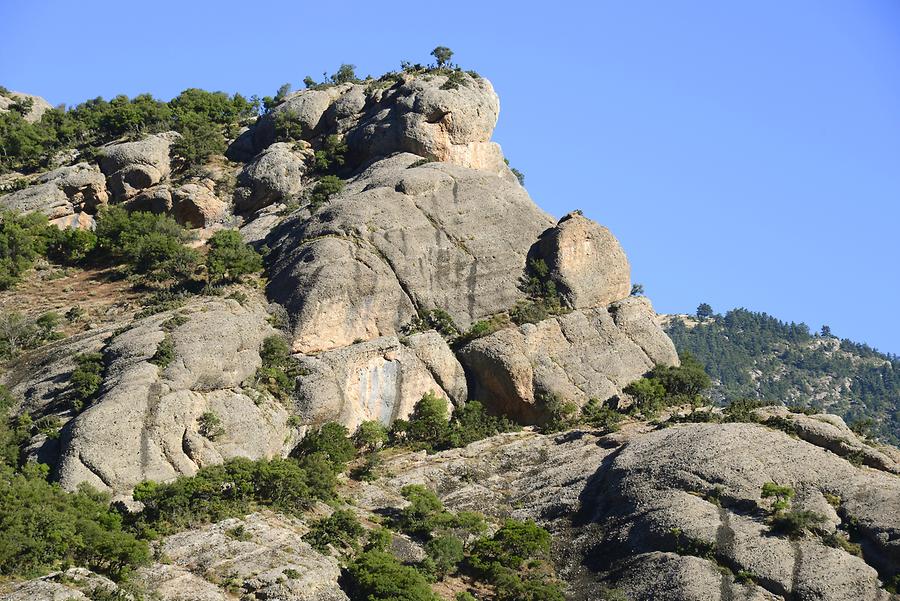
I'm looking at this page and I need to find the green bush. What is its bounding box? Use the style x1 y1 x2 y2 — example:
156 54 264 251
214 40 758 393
394 484 445 538
770 510 826 538
405 391 450 451
71 352 105 411
447 400 519 447
0 311 62 359
313 134 348 173
0 211 53 289
761 482 795 513
307 175 344 212
0 464 149 580
402 308 460 339
45 227 98 264
303 509 364 553
170 113 225 169
206 229 262 284
294 422 355 473
0 385 29 468
345 550 439 601
256 335 297 399
579 399 623 432
424 534 464 579
149 334 175 368
456 314 510 344
197 411 225 440
354 420 389 452
131 456 333 536
273 110 304 142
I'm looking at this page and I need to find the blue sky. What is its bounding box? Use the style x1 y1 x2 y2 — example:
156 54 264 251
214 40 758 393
2 1 899 353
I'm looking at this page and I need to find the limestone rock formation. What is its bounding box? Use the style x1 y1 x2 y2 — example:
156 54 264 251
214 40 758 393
235 142 309 213
0 162 107 222
172 182 228 228
459 297 679 422
48 297 289 496
99 132 179 201
0 91 53 123
265 153 554 353
293 335 452 432
529 211 632 309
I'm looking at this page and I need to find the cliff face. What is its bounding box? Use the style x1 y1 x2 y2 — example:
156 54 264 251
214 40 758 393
0 68 896 601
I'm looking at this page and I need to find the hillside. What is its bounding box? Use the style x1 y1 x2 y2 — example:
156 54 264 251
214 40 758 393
0 52 898 601
664 308 900 444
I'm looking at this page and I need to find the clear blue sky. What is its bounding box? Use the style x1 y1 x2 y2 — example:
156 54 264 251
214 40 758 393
2 1 899 353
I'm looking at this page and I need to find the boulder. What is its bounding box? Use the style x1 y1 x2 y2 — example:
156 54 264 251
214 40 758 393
0 91 53 123
404 331 468 406
125 184 173 213
172 182 227 228
54 297 288 496
529 211 631 309
254 85 353 149
235 142 309 213
0 567 121 600
459 299 678 423
0 162 108 221
265 154 554 352
99 132 179 201
293 336 451 432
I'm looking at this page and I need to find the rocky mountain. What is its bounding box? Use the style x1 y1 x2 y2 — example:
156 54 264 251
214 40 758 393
664 309 900 444
0 58 897 601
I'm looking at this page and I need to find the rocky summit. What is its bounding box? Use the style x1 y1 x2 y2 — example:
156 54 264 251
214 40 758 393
0 59 897 601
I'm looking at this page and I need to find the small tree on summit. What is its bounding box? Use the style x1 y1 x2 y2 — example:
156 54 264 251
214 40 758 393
696 303 713 320
431 46 454 68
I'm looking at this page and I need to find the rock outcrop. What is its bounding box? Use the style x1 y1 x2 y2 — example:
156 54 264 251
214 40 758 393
0 91 53 123
460 297 678 422
234 142 309 213
172 182 228 228
99 132 179 201
265 153 554 353
0 162 107 224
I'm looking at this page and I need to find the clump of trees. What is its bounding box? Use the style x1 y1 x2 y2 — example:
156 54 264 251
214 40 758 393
622 352 712 417
205 229 262 285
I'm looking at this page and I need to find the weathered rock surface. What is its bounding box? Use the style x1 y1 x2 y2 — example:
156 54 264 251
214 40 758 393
404 331 468 406
0 91 53 123
265 154 554 352
0 567 123 600
99 132 179 201
140 512 347 601
235 142 309 213
172 182 227 228
293 336 452 432
529 211 631 309
459 297 679 422
53 297 290 496
0 162 108 221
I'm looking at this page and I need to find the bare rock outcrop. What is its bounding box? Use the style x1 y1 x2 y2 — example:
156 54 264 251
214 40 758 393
459 297 679 422
0 91 53 123
529 211 631 309
172 182 228 228
54 297 290 496
235 142 309 213
0 162 108 223
293 335 452 432
265 154 553 353
99 132 179 201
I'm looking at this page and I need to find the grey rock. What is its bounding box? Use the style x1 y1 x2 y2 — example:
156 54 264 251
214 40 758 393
0 91 53 123
0 567 123 600
236 142 309 213
172 182 228 228
125 184 173 213
254 86 352 149
459 301 678 423
99 132 179 201
0 162 108 221
529 211 631 309
404 331 468 406
265 154 553 352
293 336 452 432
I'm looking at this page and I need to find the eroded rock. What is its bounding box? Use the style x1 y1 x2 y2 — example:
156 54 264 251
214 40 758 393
99 132 179 201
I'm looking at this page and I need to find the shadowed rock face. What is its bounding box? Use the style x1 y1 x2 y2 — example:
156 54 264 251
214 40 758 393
99 132 179 202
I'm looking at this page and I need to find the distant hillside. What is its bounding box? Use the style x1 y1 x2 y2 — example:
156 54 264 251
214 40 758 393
664 307 900 444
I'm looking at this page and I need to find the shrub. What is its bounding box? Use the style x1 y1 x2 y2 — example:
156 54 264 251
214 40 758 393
395 484 445 538
344 550 439 601
170 113 225 169
354 420 388 452
303 509 364 553
468 519 551 574
424 534 464 579
71 352 104 411
295 422 355 473
45 227 98 264
206 229 262 284
0 311 61 359
313 134 347 173
0 211 52 289
0 385 29 468
0 465 150 580
149 334 175 369
770 510 827 538
457 314 510 344
330 64 360 85
405 392 450 451
273 109 304 141
431 47 454 68
447 400 519 448
197 411 225 440
402 308 459 339
364 527 393 552
307 175 344 211
579 399 623 432
256 335 297 399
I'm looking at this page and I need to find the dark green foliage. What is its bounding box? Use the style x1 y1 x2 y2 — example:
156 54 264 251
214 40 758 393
314 134 348 173
0 211 52 289
402 308 460 339
770 510 827 538
623 352 712 416
502 158 525 185
131 456 333 536
273 109 304 141
197 411 224 440
149 334 175 369
513 258 566 326
440 71 467 90
0 465 149 579
696 303 713 319
295 422 356 473
670 528 716 559
446 400 519 448
344 550 440 601
0 385 29 468
307 175 344 211
431 46 454 68
94 207 198 281
45 226 98 264
354 420 389 452
256 335 297 399
170 113 226 169
71 352 104 411
364 527 393 552
457 314 510 344
630 283 644 296
666 308 900 444
303 509 364 553
579 399 623 432
424 534 464 579
469 519 551 573
206 229 263 284
394 484 445 538
331 64 360 85
761 481 795 513
405 391 450 450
